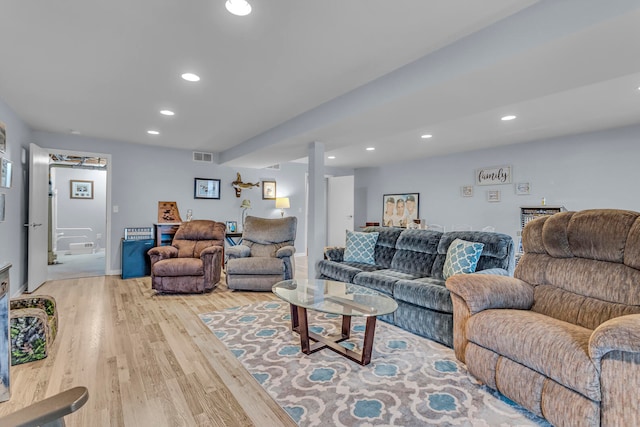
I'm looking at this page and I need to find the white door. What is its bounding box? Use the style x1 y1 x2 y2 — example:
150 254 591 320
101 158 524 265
327 175 354 247
27 143 49 292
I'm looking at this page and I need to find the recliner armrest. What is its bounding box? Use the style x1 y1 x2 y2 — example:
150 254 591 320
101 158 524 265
475 267 509 276
589 314 640 367
148 245 178 263
200 245 223 259
227 245 251 259
446 274 534 314
276 246 295 259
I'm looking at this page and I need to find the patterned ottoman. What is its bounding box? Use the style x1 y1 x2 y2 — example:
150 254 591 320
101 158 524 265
10 295 58 366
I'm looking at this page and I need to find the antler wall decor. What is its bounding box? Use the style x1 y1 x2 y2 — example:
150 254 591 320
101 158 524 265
231 173 260 197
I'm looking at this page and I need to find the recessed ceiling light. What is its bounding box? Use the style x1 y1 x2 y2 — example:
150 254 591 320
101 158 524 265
421 134 433 139
181 73 200 82
327 155 336 159
366 147 375 151
69 129 81 135
160 110 175 116
501 115 517 121
226 0 252 16
147 130 160 135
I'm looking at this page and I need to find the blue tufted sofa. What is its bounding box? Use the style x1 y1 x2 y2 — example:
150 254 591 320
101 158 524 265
317 227 515 347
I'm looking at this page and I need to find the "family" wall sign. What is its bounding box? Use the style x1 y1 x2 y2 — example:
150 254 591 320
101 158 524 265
475 165 512 186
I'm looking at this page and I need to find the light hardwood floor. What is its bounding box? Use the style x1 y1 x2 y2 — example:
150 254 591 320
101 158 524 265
0 259 310 426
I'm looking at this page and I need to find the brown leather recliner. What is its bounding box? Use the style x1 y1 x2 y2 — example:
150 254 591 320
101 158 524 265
148 220 225 293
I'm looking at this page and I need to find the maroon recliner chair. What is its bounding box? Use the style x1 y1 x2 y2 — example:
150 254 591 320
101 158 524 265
148 220 225 293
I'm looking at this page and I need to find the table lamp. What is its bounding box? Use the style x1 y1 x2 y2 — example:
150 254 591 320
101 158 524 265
275 197 290 217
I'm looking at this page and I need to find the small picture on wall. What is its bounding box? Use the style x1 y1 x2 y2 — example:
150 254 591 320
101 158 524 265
383 193 419 227
70 180 93 199
0 158 11 188
0 122 6 154
515 182 531 195
262 181 276 200
461 185 473 197
487 190 501 202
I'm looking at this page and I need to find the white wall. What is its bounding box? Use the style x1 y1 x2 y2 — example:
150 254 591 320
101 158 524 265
51 167 107 251
355 124 640 245
0 99 31 295
32 131 311 274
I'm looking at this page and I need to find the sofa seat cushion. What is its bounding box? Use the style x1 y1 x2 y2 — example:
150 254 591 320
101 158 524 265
153 258 204 277
467 309 599 401
317 260 383 283
394 278 452 313
353 269 422 296
227 257 283 275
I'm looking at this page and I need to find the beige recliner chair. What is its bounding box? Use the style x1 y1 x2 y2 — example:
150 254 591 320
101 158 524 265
446 209 640 426
226 216 297 291
148 220 225 293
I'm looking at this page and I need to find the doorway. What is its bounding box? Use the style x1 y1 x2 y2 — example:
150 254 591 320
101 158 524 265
46 152 109 281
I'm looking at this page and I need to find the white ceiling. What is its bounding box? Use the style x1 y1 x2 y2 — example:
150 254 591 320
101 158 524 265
1 0 639 169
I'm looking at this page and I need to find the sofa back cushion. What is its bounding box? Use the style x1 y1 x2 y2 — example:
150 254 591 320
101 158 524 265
517 209 640 329
363 226 403 268
390 229 442 276
431 231 515 280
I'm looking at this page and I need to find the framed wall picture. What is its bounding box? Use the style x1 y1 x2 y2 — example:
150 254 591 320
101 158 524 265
0 122 5 154
194 178 221 199
382 193 419 227
487 190 501 202
0 158 11 188
461 185 473 197
515 182 531 195
262 180 276 200
70 180 93 199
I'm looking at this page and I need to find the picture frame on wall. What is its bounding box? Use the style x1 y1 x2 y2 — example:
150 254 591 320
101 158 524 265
487 190 501 202
262 180 276 200
515 182 531 195
194 178 221 199
70 180 93 199
0 158 11 188
461 185 473 197
382 193 419 227
0 122 6 154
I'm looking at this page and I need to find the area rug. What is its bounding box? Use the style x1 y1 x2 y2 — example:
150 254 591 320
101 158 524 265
200 301 550 426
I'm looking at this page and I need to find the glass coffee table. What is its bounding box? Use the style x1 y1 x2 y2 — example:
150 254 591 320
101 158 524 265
272 279 398 366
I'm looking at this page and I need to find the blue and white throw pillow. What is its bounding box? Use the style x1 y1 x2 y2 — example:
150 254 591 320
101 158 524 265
344 230 379 265
443 238 485 280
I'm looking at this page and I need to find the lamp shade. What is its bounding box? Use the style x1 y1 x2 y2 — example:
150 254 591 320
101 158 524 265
275 197 290 209
240 199 251 209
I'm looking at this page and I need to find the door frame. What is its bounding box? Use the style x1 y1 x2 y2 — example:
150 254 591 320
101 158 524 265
45 148 112 277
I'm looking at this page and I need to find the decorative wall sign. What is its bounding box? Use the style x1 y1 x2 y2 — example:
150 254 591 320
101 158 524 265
475 165 512 186
487 190 501 202
157 201 182 223
515 182 531 195
70 180 93 199
461 185 473 197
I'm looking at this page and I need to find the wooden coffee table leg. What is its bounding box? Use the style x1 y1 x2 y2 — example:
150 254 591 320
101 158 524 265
296 306 311 354
341 315 351 339
289 303 299 331
361 316 377 365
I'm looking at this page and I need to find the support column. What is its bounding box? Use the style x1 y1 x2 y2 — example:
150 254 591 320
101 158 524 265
307 141 326 279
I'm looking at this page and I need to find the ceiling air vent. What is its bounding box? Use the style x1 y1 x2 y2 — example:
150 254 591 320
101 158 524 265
264 164 280 170
193 151 214 163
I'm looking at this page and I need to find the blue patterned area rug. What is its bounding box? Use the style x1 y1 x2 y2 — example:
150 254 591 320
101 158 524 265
200 301 550 426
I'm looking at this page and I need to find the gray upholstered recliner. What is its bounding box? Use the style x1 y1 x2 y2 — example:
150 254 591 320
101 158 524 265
148 220 225 293
226 216 297 291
